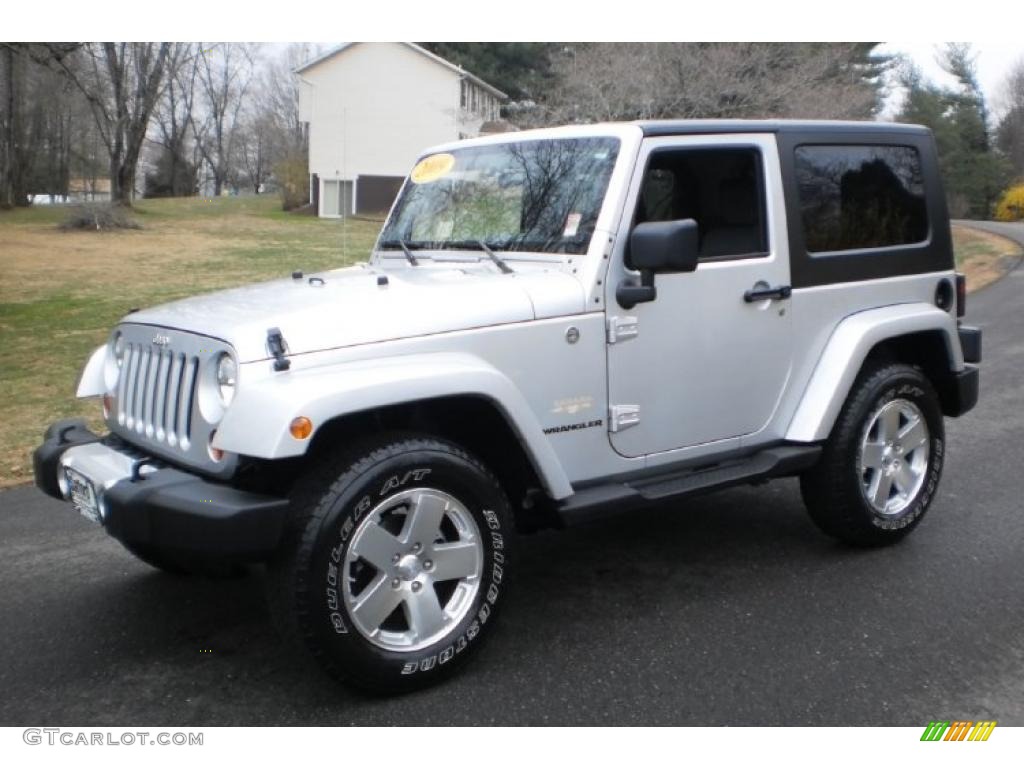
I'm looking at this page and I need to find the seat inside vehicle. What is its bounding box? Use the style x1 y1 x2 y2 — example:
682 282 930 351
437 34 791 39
637 147 768 259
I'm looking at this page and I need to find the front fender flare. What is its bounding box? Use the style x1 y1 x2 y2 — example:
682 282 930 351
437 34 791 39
76 345 107 398
216 352 574 499
786 303 963 443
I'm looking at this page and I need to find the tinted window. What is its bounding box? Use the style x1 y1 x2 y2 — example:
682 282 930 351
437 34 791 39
635 147 767 260
795 145 928 252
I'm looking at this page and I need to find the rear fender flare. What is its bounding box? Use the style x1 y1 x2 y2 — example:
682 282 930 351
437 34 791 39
786 303 962 443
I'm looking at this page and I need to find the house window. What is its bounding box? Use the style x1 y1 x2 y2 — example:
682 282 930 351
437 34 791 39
460 80 468 109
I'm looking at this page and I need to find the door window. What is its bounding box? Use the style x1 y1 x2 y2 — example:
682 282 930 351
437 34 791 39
634 147 768 261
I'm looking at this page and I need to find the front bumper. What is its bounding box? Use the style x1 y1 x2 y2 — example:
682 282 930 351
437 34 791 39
33 420 289 561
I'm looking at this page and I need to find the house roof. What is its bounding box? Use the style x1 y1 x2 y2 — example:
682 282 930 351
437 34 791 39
295 43 507 99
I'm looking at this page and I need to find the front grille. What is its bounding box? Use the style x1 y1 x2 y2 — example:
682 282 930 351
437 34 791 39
117 344 199 450
107 324 234 473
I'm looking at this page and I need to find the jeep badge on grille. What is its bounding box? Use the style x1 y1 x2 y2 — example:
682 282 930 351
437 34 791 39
152 333 171 346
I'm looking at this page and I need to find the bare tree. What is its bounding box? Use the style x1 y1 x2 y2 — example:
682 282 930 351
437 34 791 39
0 44 29 207
36 42 172 206
147 43 201 197
251 43 315 207
0 43 97 206
193 43 257 195
522 43 885 127
237 111 271 194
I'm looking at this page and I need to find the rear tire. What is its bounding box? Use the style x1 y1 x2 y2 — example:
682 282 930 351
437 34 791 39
800 362 945 546
266 434 512 693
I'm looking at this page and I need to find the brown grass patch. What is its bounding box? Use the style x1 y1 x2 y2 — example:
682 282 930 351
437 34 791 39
952 224 1023 293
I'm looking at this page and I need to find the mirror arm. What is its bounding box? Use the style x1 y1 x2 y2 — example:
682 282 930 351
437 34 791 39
615 268 657 310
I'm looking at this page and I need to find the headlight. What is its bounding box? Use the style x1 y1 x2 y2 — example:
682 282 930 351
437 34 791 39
113 332 125 366
216 353 237 406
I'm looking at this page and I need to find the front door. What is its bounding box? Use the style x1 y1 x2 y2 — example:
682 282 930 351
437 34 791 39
605 134 794 458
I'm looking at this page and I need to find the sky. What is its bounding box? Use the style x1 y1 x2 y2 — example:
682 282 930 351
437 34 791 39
879 42 1023 116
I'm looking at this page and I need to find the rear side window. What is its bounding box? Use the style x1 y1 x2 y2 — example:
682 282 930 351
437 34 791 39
795 145 929 253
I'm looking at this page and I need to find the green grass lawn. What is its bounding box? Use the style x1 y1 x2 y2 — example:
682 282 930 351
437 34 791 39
0 195 381 486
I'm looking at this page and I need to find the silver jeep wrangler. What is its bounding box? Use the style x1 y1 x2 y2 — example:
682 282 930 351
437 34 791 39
35 120 981 692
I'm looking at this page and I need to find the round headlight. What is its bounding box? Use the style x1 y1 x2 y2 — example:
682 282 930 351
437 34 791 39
216 353 237 406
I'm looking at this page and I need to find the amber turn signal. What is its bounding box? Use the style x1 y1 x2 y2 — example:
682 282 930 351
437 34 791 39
102 393 113 419
290 417 313 440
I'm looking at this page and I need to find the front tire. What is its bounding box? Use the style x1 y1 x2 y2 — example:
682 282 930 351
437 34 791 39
801 362 945 546
267 434 512 693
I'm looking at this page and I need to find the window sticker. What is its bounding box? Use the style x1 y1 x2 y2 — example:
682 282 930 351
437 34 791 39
410 153 456 184
563 212 582 238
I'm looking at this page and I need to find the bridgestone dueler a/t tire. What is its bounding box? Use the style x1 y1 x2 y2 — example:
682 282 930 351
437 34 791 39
800 362 945 546
266 434 512 693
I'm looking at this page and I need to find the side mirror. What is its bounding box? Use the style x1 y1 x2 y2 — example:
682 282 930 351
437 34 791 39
616 219 699 309
630 219 700 273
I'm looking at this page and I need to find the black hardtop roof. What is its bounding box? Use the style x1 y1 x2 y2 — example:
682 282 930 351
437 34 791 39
635 119 930 138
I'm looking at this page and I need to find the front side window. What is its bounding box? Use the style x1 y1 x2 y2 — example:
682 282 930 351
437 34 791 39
380 137 620 256
634 147 768 260
795 145 929 253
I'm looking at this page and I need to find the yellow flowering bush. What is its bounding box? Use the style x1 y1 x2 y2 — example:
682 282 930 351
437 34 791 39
995 184 1024 222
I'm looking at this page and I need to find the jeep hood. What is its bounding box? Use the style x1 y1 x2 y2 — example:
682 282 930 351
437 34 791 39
125 264 587 362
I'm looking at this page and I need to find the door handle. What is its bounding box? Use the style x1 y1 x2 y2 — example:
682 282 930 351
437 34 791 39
743 284 792 303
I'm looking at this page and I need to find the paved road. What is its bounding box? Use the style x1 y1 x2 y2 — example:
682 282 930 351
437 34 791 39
2 223 1023 726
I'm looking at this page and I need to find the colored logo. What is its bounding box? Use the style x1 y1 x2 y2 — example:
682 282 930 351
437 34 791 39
920 721 996 741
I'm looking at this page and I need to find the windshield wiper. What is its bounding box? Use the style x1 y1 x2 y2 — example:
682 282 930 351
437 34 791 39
477 240 513 274
379 239 419 266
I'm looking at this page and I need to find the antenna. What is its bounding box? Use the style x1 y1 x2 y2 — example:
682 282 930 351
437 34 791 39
341 107 348 262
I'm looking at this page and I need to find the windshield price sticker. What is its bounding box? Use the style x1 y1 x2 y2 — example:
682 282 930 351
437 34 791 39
411 153 456 184
563 212 582 237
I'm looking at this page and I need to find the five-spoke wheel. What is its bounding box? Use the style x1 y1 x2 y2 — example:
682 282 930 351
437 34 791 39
344 488 483 651
858 398 930 516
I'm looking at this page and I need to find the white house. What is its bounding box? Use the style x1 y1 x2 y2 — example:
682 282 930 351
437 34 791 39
297 43 507 218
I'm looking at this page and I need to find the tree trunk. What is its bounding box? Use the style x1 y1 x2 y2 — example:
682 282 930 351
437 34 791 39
1 46 14 209
111 158 133 206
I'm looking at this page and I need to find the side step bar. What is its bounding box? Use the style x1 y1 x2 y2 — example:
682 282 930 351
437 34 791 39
556 445 821 527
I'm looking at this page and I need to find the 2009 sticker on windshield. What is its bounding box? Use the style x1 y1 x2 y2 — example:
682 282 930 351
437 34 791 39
410 153 455 184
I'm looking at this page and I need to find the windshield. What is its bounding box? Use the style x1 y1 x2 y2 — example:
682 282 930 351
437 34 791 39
379 137 620 256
